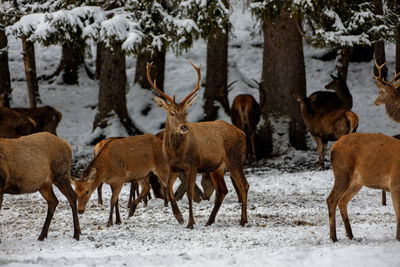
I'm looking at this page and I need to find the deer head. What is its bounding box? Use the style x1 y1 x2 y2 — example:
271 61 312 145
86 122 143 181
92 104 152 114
147 61 201 135
372 60 400 106
73 168 97 214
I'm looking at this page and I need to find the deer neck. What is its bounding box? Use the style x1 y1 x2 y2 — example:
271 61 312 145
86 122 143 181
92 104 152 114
298 97 315 127
335 82 353 109
384 87 400 122
164 122 188 156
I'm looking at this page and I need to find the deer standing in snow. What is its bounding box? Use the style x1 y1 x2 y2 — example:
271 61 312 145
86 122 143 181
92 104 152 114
328 133 400 242
147 61 249 228
0 132 80 240
296 95 358 169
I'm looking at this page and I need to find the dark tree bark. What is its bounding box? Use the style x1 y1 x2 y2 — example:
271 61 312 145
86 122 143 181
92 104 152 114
95 42 103 80
373 0 387 80
134 49 166 92
21 36 41 108
335 47 351 81
203 30 229 121
262 14 307 152
396 27 400 75
93 43 142 139
0 23 11 107
61 43 83 84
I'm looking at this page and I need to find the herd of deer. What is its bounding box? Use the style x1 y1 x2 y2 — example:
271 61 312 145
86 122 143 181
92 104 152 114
0 60 400 244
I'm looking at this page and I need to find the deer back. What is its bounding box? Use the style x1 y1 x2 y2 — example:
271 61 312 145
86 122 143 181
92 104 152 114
1 132 71 194
230 94 260 131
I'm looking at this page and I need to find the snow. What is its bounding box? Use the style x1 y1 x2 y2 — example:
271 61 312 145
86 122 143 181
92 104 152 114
1 1 400 266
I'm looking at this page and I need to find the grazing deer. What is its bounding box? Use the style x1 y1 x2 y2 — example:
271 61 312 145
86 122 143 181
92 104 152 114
93 137 142 207
372 61 400 122
0 106 36 138
296 95 358 169
0 132 80 241
13 106 62 135
328 133 400 242
147 61 249 228
308 73 353 114
73 134 170 227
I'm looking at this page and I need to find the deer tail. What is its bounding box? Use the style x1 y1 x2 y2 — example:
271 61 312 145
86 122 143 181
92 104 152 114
345 111 359 133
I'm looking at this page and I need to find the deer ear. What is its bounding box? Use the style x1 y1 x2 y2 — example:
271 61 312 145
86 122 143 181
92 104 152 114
184 94 198 108
154 95 169 110
87 168 97 183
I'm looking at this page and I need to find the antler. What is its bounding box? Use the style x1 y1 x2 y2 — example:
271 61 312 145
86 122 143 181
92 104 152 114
182 61 202 104
373 60 400 88
146 62 174 103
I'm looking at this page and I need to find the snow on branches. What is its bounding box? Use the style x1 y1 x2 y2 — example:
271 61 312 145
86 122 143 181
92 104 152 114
5 0 230 56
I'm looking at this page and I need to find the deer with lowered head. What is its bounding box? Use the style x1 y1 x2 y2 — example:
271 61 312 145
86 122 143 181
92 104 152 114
0 132 80 240
73 134 170 227
328 132 400 242
296 95 358 170
147 61 249 229
94 137 165 207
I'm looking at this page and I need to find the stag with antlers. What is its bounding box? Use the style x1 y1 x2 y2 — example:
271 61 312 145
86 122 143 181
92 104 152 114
147 61 249 229
373 60 400 122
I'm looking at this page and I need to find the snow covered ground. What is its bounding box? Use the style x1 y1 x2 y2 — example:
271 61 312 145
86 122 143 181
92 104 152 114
1 1 400 266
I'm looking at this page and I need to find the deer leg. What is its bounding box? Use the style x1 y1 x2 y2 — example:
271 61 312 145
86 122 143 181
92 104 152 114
338 183 362 240
168 173 183 224
186 170 197 229
97 183 103 205
115 198 121 225
201 173 215 200
314 137 324 170
229 168 249 226
250 130 257 160
128 181 138 208
390 188 400 241
326 178 350 242
129 180 151 217
108 184 122 227
230 176 242 203
175 173 187 201
38 184 59 241
54 177 81 240
382 190 387 206
0 186 3 211
206 168 227 226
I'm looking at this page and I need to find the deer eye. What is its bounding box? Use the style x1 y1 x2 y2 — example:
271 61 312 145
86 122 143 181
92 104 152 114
170 111 176 116
85 190 89 195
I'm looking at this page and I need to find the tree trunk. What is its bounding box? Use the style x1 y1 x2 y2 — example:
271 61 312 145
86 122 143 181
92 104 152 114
61 43 83 84
262 15 307 152
335 47 351 81
93 43 142 139
203 30 229 121
22 36 41 108
95 42 103 80
396 27 400 76
134 49 166 92
373 0 387 80
0 23 11 107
